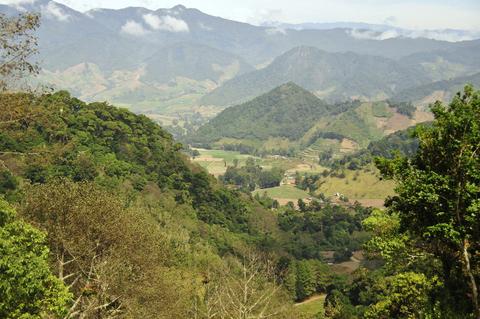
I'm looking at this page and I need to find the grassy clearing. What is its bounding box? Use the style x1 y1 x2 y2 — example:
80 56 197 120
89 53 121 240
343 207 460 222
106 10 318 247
193 149 393 204
315 167 395 202
296 295 326 317
253 185 311 201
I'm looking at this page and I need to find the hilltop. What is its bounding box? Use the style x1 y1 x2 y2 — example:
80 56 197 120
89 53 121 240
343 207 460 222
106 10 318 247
191 83 431 156
191 82 334 143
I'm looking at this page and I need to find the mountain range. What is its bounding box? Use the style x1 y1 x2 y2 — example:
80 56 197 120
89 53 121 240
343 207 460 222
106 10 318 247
201 46 432 106
1 1 480 117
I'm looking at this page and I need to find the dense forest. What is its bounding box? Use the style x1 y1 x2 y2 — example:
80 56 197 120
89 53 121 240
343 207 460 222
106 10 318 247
1 9 480 319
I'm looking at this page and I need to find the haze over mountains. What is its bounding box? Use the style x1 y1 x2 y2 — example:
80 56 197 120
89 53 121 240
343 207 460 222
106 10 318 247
1 0 480 116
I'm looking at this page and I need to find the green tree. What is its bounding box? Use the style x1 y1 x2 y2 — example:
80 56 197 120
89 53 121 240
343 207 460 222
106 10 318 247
296 260 316 301
376 86 480 318
364 272 439 319
0 199 71 318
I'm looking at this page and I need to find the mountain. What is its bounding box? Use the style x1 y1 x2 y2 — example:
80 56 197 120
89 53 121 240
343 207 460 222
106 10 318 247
4 1 472 67
200 46 430 106
192 83 432 157
399 40 480 81
141 42 253 84
191 82 333 143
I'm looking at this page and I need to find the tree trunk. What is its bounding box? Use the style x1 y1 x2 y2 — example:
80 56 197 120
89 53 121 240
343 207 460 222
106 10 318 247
462 240 479 319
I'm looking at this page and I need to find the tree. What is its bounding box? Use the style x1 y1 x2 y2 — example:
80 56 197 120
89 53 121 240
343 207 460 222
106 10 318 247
216 252 292 319
295 261 316 301
376 86 480 318
20 179 189 318
0 198 71 318
0 12 40 91
364 272 439 319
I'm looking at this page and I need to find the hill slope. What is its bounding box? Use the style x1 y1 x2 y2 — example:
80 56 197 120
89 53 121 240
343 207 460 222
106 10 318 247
192 83 432 156
191 82 335 143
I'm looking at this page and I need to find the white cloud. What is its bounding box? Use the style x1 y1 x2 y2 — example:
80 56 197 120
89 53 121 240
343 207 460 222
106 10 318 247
347 28 478 42
405 30 477 42
2 0 36 7
348 29 399 41
142 13 161 29
265 27 287 35
41 1 71 22
142 13 189 32
121 20 149 36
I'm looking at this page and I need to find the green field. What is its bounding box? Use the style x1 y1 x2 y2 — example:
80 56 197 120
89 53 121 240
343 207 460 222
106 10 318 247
193 149 307 175
315 166 395 201
253 185 311 202
296 295 326 317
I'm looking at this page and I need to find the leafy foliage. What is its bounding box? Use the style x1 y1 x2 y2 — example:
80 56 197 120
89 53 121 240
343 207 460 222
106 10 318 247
0 199 71 319
220 157 285 191
278 201 371 259
375 85 480 317
327 86 480 319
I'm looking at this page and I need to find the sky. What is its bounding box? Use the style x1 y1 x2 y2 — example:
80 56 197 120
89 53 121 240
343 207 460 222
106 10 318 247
2 0 480 31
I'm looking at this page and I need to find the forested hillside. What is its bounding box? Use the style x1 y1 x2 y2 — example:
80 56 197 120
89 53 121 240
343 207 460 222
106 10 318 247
192 82 334 143
392 71 480 105
0 90 371 318
191 82 429 156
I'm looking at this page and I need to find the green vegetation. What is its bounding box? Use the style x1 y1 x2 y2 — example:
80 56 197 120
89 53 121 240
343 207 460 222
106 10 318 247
296 295 326 317
2 9 480 319
0 199 71 319
220 158 285 191
324 86 480 318
330 126 420 170
192 82 424 159
253 185 312 202
0 90 365 318
278 201 371 259
192 82 334 144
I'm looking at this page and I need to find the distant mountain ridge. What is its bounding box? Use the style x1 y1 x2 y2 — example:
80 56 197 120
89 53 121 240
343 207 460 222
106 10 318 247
200 46 431 106
1 1 479 116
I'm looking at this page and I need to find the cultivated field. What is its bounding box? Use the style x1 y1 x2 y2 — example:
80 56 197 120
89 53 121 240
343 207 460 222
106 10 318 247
193 149 393 206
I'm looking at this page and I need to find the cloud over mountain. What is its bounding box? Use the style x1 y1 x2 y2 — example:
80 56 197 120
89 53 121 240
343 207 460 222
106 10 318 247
142 13 189 32
41 1 71 21
121 20 148 36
